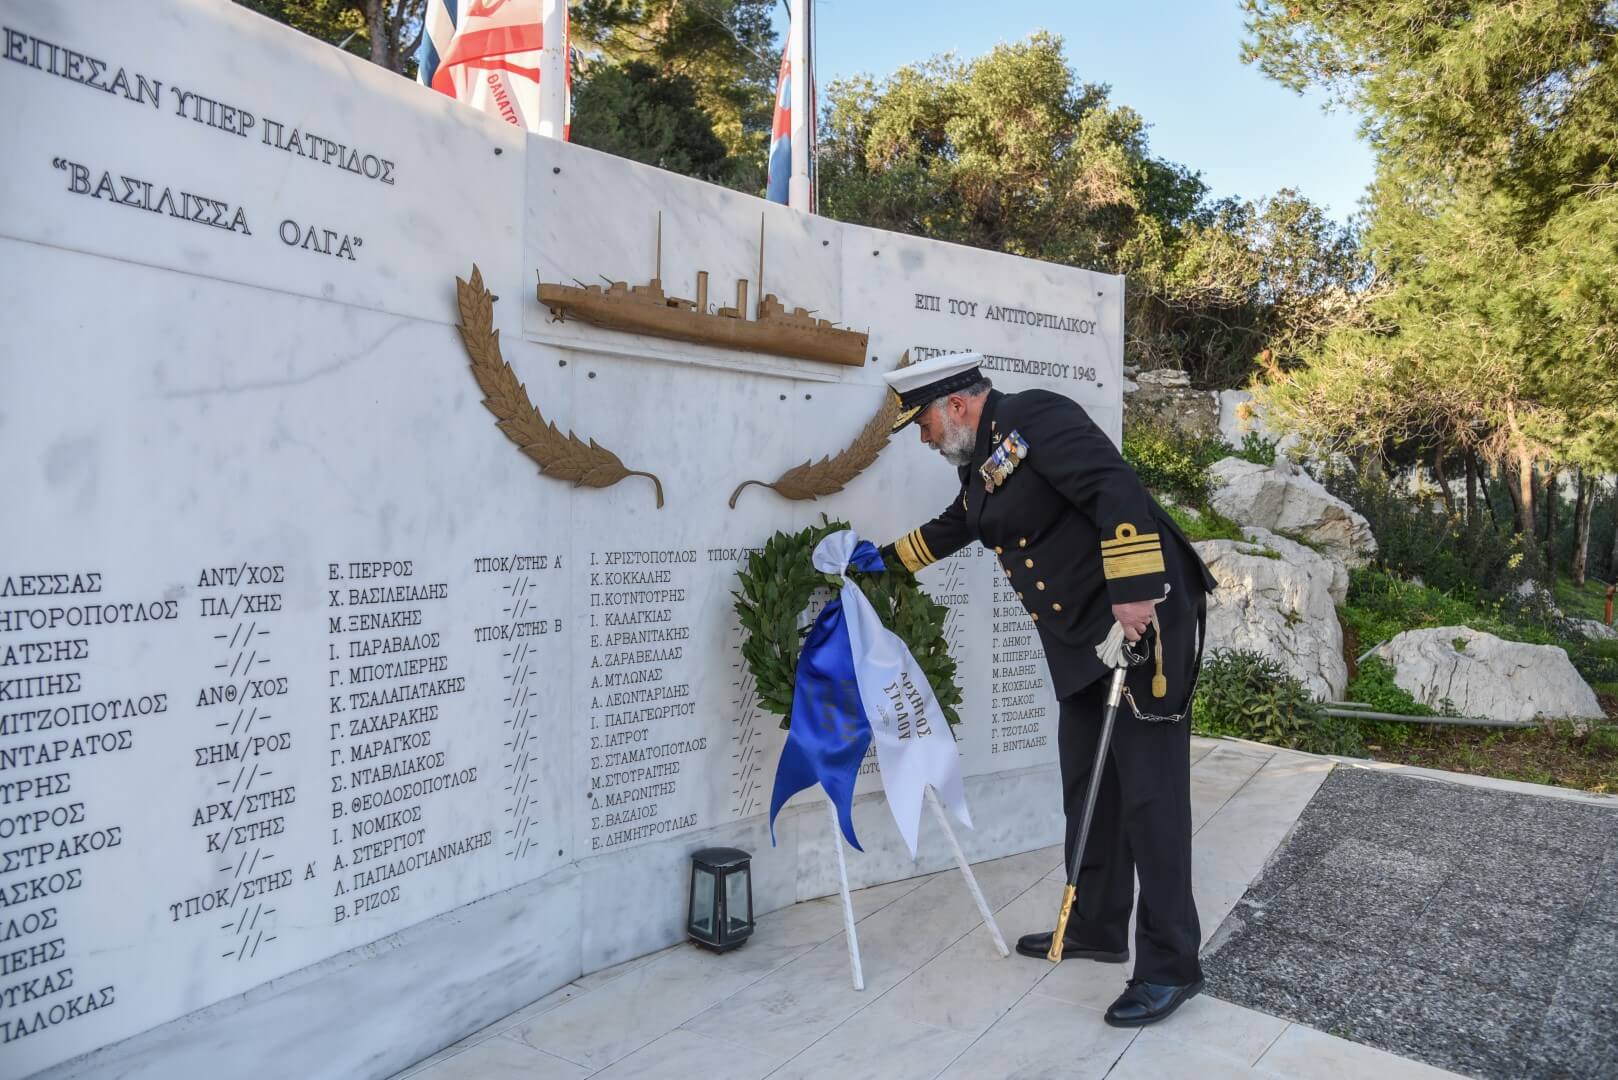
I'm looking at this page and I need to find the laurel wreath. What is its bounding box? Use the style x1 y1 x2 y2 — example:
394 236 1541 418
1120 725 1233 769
456 266 664 507
727 352 913 508
734 519 962 731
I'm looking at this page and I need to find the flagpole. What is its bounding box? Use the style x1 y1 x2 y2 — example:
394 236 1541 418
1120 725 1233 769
925 786 1010 957
787 0 813 211
826 795 865 990
536 0 567 139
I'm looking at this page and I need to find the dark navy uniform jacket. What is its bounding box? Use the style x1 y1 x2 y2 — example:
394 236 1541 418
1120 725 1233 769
883 388 1218 707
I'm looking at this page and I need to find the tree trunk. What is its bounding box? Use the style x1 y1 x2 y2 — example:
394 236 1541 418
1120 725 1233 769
1609 499 1618 586
1464 448 1478 524
1515 452 1537 537
1544 467 1558 580
1571 469 1592 587
1432 448 1456 516
367 0 389 69
1502 456 1523 531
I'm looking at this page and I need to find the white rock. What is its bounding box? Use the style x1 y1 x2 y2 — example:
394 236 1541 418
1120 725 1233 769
1240 526 1348 605
1208 457 1377 567
1194 535 1348 700
1371 626 1604 724
1216 389 1300 461
1136 368 1191 388
1568 618 1618 642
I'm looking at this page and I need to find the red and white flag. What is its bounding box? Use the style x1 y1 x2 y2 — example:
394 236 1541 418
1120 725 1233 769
418 0 569 138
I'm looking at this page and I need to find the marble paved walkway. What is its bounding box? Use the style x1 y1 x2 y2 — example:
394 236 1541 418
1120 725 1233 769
390 738 1467 1080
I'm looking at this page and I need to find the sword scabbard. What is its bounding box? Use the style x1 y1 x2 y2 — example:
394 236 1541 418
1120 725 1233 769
1047 884 1076 962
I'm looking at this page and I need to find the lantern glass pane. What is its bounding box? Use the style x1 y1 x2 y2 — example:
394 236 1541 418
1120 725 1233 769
690 867 715 937
724 867 751 932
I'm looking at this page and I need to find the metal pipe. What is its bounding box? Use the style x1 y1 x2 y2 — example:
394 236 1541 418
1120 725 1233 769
1322 707 1534 729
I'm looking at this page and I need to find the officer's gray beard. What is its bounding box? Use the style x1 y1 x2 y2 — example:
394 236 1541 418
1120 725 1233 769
936 414 976 467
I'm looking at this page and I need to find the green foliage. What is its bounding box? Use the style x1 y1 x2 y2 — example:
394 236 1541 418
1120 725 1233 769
235 0 423 74
1246 1 1618 515
1571 639 1618 694
1164 504 1245 544
1339 568 1553 652
816 34 1360 386
1193 649 1364 756
1121 426 1228 508
1233 431 1279 466
572 0 779 177
1325 466 1538 601
733 521 961 730
571 61 734 181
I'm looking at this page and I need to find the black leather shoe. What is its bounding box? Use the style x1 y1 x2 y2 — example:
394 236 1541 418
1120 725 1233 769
1013 930 1128 962
1103 978 1204 1027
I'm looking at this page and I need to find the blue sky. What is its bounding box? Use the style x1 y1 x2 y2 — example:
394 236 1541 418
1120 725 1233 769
777 0 1375 223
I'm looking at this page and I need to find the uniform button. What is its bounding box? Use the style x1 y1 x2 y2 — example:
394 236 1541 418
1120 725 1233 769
1019 538 1028 547
1035 581 1045 590
1052 602 1062 612
1024 558 1034 568
1031 612 1040 622
994 546 1003 554
1017 592 1023 600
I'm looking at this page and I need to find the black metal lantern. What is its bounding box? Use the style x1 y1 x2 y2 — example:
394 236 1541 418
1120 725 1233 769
688 847 754 951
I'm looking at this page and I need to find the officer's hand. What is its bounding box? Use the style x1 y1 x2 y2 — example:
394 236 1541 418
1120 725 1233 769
1111 600 1157 642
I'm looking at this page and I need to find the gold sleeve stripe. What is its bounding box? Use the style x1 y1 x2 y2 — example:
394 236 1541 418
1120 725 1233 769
1102 550 1166 579
911 528 937 566
1102 540 1163 558
1101 529 1161 551
894 531 933 573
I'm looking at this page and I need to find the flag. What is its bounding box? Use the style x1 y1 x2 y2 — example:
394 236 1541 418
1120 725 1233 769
768 531 973 856
767 535 877 850
417 0 569 137
765 40 792 204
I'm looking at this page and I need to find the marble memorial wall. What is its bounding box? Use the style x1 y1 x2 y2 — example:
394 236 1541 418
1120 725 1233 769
0 2 1122 1075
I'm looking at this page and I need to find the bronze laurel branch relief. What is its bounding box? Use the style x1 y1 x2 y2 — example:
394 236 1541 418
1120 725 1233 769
727 351 912 509
456 266 664 508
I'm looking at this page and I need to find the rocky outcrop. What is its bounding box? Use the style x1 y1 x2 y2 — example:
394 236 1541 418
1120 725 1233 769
1208 457 1377 566
1216 389 1299 461
1122 369 1221 441
1371 627 1605 724
1568 618 1618 642
1194 528 1348 699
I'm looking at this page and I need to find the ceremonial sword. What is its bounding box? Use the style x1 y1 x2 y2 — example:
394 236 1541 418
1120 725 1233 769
1047 628 1152 963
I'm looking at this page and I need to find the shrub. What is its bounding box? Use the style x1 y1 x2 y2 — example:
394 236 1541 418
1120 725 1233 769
1193 648 1364 756
1164 503 1244 543
1322 465 1539 601
1343 656 1438 747
1123 426 1229 508
1338 568 1554 651
1233 431 1279 466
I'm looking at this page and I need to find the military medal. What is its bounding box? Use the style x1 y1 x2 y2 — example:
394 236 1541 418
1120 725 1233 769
979 430 1029 492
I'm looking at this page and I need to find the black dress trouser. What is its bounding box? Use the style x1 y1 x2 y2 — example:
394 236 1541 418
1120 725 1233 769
1056 678 1202 985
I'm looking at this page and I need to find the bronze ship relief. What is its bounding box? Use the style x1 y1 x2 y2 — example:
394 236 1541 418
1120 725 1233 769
537 214 869 368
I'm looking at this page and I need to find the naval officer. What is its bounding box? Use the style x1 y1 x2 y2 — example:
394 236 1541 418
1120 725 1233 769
878 352 1218 1027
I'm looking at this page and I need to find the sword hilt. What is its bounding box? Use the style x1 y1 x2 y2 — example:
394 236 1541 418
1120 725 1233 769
1047 884 1076 962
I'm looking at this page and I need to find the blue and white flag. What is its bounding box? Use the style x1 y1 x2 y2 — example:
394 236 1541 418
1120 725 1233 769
768 530 972 856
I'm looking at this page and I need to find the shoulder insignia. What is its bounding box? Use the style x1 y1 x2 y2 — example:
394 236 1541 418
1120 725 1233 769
1100 522 1165 579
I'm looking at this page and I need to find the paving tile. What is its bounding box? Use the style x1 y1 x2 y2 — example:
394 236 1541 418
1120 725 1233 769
679 932 917 1061
1108 1027 1262 1080
1398 886 1580 1000
1552 914 1618 1025
933 992 1137 1080
404 1034 591 1080
1255 1024 1468 1080
591 1029 783 1080
1203 929 1372 1033
766 1006 974 1080
389 985 585 1078
1128 993 1290 1068
1191 746 1273 833
509 945 775 1070
571 943 680 992
863 913 1050 1036
1527 1003 1618 1080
